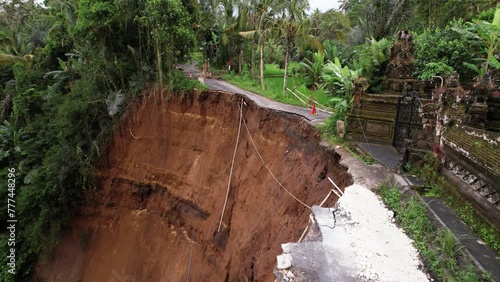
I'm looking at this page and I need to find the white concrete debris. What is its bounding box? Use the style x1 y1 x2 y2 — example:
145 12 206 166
277 184 429 282
327 184 428 281
277 254 293 270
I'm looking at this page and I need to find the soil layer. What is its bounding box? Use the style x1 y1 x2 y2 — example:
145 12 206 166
36 90 351 281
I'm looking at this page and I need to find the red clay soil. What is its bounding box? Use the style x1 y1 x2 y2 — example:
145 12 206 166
36 90 352 281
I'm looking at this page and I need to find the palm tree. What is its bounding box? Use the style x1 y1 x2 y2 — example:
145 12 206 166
315 10 351 42
0 29 27 56
309 8 322 38
219 0 251 73
239 0 277 89
45 0 78 25
197 0 248 71
276 0 321 96
359 0 413 40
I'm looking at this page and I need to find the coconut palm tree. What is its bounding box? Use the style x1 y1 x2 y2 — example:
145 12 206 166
359 0 413 40
278 0 307 95
275 0 323 96
239 0 277 89
45 0 78 25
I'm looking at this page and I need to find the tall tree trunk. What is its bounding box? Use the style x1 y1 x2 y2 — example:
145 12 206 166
238 47 243 74
156 36 163 93
250 38 256 79
260 41 265 90
282 41 290 96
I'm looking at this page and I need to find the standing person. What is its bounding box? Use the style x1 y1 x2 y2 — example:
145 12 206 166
227 60 231 73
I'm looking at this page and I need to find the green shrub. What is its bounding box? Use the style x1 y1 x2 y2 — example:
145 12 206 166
418 62 455 81
321 57 360 98
351 37 391 93
377 184 491 280
300 52 324 89
436 229 463 270
414 20 481 82
169 70 208 92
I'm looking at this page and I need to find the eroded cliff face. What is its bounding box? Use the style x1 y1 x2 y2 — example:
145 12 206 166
36 90 351 281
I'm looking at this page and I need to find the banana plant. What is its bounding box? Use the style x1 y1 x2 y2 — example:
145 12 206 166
0 120 23 163
321 57 360 99
44 52 83 92
300 51 324 89
453 4 500 77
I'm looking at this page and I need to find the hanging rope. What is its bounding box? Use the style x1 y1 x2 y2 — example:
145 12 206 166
241 111 312 210
217 99 244 232
186 230 194 282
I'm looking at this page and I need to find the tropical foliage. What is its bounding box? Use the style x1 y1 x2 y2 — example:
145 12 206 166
453 7 500 77
0 0 197 280
300 51 324 89
321 57 360 98
413 21 482 82
351 37 391 92
0 0 499 280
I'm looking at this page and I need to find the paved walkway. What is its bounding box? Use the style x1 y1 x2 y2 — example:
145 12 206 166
179 64 329 125
358 143 402 171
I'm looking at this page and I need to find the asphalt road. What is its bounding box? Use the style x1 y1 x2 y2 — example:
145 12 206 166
179 64 330 125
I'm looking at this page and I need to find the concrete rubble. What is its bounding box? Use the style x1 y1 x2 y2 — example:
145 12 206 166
275 184 429 282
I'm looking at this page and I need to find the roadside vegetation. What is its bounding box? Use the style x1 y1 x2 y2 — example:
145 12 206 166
0 0 499 280
406 154 500 256
206 2 499 146
378 184 495 282
222 66 330 106
0 0 200 279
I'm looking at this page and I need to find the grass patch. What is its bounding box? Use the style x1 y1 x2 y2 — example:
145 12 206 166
222 73 301 105
378 184 493 281
263 62 302 76
265 76 307 92
263 64 284 76
345 145 377 165
293 84 331 106
222 73 330 108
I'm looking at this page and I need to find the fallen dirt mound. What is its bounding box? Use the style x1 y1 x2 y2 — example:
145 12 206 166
36 90 351 281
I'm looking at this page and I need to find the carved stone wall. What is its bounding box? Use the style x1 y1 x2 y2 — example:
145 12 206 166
486 88 500 132
442 127 500 229
346 94 398 144
346 32 500 229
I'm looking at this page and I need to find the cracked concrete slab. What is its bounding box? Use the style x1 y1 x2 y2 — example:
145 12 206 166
276 185 429 282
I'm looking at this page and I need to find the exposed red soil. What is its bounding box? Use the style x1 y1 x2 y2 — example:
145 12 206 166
36 90 352 281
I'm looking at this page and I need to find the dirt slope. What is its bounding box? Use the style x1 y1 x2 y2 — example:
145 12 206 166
36 90 351 281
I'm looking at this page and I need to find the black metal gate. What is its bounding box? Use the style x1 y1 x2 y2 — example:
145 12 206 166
393 92 421 151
